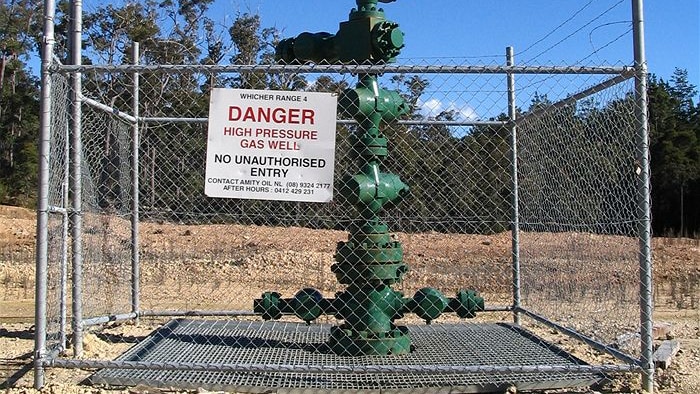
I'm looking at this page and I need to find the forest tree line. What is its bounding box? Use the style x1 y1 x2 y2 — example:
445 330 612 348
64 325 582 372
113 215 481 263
1 0 698 236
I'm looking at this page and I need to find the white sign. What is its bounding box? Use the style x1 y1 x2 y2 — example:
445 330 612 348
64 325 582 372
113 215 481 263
205 88 338 202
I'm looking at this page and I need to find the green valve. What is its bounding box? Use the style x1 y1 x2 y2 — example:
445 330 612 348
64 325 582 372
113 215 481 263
412 287 450 324
255 0 485 356
339 77 409 121
340 163 409 212
276 1 404 63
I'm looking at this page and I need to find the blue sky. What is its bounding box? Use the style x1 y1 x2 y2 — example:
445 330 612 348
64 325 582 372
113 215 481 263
64 0 698 102
53 0 696 121
230 0 698 93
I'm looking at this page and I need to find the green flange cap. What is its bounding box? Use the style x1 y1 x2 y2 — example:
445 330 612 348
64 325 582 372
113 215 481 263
292 288 324 323
371 20 404 61
254 292 282 320
412 287 449 323
451 289 486 318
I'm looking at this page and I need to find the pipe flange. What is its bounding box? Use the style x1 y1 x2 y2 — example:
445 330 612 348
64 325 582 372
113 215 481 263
371 21 404 61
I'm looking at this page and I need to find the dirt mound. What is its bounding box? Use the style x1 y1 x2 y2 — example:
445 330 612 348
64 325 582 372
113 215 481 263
0 205 35 221
0 205 36 250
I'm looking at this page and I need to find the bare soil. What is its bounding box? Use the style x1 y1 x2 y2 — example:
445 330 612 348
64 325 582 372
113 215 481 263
0 205 698 393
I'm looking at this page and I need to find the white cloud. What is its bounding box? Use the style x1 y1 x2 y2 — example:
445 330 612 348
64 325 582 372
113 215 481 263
419 98 479 121
421 98 443 115
448 103 478 121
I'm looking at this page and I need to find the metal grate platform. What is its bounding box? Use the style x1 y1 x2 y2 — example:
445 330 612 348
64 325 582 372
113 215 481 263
91 319 602 393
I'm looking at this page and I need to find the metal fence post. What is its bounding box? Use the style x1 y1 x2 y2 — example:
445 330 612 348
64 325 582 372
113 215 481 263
507 46 521 325
632 0 654 392
70 0 84 357
60 120 70 351
34 0 57 387
131 42 141 322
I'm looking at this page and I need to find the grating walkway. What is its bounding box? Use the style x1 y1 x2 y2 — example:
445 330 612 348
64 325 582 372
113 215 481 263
90 319 602 393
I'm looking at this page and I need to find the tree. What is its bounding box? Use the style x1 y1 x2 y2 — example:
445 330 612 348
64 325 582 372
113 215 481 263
648 69 700 236
0 0 41 206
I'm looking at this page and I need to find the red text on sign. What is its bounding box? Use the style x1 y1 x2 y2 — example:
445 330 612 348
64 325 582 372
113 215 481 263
228 106 315 125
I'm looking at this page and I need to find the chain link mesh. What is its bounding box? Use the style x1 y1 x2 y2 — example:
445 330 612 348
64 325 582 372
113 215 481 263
43 73 72 352
39 61 648 391
517 78 641 352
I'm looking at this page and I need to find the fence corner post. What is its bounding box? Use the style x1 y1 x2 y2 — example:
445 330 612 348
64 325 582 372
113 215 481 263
632 0 654 392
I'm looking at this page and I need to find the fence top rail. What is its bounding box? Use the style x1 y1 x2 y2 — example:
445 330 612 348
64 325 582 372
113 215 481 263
138 117 508 126
53 63 634 76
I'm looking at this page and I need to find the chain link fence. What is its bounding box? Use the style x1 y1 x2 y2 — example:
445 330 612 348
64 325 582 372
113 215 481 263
35 59 652 392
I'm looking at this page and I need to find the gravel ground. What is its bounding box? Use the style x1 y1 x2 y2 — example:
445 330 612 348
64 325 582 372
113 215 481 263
1 205 698 393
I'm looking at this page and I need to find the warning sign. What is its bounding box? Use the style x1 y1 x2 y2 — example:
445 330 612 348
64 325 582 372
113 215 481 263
204 88 338 202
